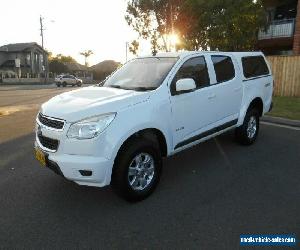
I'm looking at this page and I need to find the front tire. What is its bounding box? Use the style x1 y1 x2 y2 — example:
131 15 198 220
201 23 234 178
62 82 67 87
235 109 260 145
111 139 162 202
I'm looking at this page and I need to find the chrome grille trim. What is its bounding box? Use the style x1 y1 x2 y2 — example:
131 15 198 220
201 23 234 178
38 113 65 131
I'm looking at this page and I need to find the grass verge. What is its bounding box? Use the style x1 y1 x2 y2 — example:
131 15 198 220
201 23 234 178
268 96 300 120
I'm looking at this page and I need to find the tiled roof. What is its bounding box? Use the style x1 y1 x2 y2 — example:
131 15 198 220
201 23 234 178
0 42 45 52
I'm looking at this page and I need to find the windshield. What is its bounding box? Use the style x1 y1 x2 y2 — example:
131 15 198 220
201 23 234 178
103 57 178 91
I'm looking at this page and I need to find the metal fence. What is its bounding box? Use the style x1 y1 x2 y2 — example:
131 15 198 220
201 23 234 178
258 19 295 40
267 55 300 97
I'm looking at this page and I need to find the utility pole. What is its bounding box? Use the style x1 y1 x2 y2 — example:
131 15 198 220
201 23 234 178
40 15 47 83
40 15 44 49
126 42 129 62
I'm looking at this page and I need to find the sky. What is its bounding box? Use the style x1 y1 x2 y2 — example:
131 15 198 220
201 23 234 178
0 0 151 66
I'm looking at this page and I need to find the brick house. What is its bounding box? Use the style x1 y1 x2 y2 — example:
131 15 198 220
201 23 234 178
0 42 48 77
258 0 300 55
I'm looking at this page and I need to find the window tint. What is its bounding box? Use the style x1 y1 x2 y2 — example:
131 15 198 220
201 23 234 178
172 56 209 93
242 56 269 78
211 56 235 83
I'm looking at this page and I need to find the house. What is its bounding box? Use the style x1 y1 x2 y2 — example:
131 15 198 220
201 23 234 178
90 60 120 81
63 62 93 79
0 42 48 77
258 0 300 55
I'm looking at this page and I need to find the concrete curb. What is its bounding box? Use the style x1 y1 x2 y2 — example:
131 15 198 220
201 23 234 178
0 82 53 86
262 116 300 128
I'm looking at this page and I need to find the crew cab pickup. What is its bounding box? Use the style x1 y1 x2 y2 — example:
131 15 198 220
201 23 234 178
35 51 273 201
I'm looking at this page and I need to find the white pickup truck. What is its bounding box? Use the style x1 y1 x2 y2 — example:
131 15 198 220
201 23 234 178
35 51 273 201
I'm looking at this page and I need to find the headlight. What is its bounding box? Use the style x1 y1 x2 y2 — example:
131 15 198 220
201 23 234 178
67 113 116 139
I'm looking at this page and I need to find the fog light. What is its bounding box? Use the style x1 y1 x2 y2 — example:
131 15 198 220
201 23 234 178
79 170 92 176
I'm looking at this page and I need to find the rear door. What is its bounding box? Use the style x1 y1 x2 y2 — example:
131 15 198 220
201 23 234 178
206 54 243 126
71 75 77 84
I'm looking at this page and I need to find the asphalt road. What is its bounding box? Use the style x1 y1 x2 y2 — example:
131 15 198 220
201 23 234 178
0 85 299 249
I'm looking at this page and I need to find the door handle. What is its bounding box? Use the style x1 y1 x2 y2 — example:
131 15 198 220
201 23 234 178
234 86 242 92
265 83 271 87
208 94 216 100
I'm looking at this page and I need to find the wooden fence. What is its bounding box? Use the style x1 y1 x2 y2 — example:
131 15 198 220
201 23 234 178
267 55 300 97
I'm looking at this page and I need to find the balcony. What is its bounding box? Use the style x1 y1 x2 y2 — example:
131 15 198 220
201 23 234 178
258 19 295 40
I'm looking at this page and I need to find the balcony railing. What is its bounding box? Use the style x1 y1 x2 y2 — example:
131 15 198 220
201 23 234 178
258 19 295 40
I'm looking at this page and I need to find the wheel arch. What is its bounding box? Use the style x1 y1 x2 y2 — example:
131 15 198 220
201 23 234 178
248 97 263 117
115 128 168 160
238 97 264 126
109 128 168 183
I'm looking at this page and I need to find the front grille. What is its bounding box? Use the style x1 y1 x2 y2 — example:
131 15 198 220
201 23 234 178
38 135 59 151
38 113 64 130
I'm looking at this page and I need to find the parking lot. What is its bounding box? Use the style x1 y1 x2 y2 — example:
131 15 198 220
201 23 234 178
0 85 299 249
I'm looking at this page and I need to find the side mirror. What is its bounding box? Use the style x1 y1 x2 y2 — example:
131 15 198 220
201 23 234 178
176 78 196 92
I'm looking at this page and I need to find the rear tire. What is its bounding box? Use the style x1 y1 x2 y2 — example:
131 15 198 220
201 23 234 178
111 138 162 202
62 82 67 87
56 83 61 87
235 109 260 145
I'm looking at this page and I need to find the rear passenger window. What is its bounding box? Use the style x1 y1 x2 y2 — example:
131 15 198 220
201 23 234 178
172 56 210 94
242 56 269 78
211 56 235 83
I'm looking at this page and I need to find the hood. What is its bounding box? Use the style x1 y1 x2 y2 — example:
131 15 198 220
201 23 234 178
41 86 151 122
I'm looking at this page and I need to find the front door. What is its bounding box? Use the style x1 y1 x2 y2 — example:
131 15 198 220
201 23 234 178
169 56 216 149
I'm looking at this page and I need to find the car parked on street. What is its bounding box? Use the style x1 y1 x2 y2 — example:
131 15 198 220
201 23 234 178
35 51 273 201
55 74 82 87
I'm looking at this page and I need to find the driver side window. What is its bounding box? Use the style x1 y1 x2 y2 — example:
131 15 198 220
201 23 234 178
171 56 210 95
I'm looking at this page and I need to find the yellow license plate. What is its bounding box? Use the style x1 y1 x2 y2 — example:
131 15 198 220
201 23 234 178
35 148 46 166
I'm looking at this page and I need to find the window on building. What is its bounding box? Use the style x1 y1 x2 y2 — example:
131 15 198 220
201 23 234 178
242 56 270 79
26 54 31 65
274 2 297 20
211 55 235 83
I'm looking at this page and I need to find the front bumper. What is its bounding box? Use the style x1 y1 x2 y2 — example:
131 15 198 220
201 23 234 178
35 141 113 187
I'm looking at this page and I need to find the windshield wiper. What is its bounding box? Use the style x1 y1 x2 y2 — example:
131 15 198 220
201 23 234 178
105 85 155 91
108 85 123 89
129 87 156 91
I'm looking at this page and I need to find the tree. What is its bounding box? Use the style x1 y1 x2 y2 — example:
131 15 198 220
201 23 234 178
173 0 209 50
80 50 94 66
55 54 77 63
185 0 266 51
129 40 140 55
125 0 184 54
125 0 266 52
49 59 68 74
48 53 77 74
